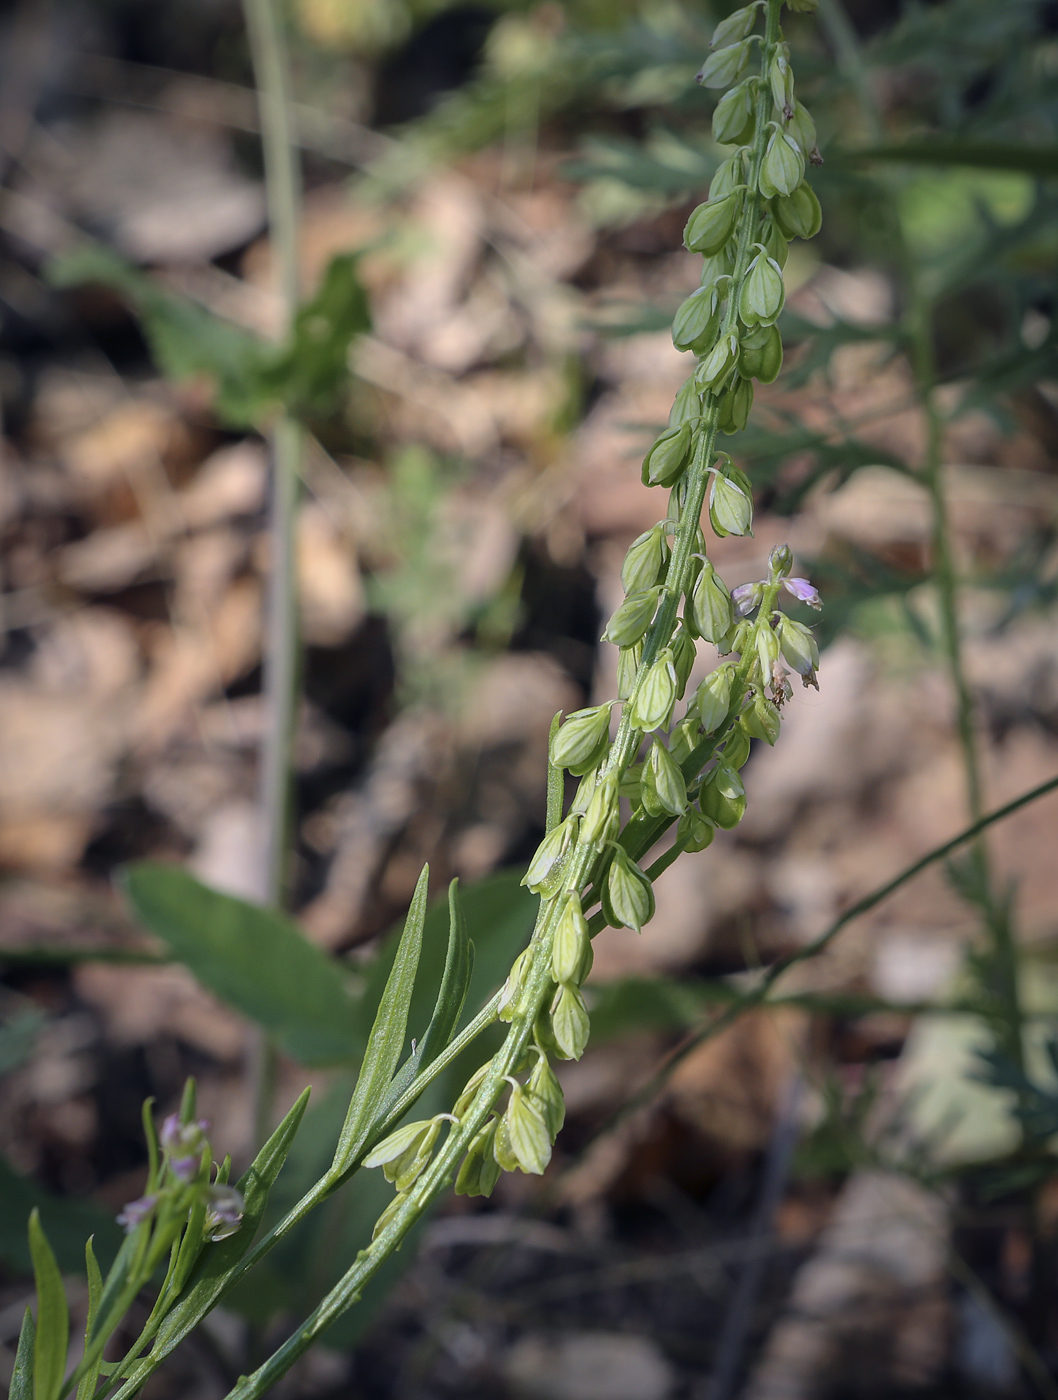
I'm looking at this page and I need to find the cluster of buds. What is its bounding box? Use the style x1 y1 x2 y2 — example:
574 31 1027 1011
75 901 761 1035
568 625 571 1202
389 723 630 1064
117 1107 244 1244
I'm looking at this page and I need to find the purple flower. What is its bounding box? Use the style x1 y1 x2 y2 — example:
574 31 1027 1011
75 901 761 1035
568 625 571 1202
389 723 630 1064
782 577 822 609
204 1185 244 1241
161 1114 209 1157
117 1194 158 1233
170 1155 199 1182
732 583 763 616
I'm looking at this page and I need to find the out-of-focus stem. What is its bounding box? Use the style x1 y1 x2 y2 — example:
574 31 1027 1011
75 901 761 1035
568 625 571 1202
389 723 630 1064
243 0 303 1147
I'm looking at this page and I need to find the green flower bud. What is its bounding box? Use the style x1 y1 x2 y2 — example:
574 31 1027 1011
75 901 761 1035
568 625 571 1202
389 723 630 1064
631 651 678 731
643 423 692 486
756 623 781 675
779 616 819 676
695 664 734 732
552 893 589 985
709 472 753 537
763 218 789 267
617 643 641 701
740 322 783 382
522 814 576 894
493 1114 520 1172
668 714 700 765
739 253 785 326
372 1189 409 1241
453 1064 490 1120
505 1083 552 1175
769 544 794 579
691 560 734 643
696 332 740 391
678 805 715 852
742 692 782 745
672 286 721 354
671 625 697 698
498 946 530 1021
571 767 596 816
718 375 754 434
696 37 752 89
711 4 758 49
724 721 752 769
769 54 794 115
604 845 655 933
699 763 747 828
528 1052 566 1140
712 82 756 145
622 523 669 595
364 1117 443 1192
684 193 740 256
773 183 822 240
700 246 736 290
581 773 619 848
760 129 805 198
605 588 661 649
618 760 643 803
669 377 703 427
550 703 613 774
455 1121 502 1198
788 102 817 157
550 983 591 1060
648 738 688 816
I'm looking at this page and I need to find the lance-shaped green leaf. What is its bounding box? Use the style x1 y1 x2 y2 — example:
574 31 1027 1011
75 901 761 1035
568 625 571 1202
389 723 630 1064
10 1309 35 1400
331 866 431 1174
75 1240 104 1400
28 1210 68 1400
125 1088 310 1377
382 879 473 1110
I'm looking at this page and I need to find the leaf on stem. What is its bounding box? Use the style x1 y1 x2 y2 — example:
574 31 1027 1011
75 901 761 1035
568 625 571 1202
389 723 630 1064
10 1309 35 1400
28 1209 68 1400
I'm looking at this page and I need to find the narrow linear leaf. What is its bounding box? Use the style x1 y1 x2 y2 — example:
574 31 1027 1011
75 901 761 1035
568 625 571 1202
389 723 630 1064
75 1240 104 1400
122 864 360 1065
11 1309 35 1400
853 141 1058 177
331 866 431 1174
28 1209 69 1400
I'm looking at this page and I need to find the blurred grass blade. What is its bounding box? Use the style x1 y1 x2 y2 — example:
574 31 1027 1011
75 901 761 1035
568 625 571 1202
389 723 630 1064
331 866 430 1175
122 864 360 1065
11 1308 35 1400
384 879 473 1106
853 140 1058 176
28 1209 68 1400
139 1087 311 1371
75 1240 104 1400
0 1156 120 1276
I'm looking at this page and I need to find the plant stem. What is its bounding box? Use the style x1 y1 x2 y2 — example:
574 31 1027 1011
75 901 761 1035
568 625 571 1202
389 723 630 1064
243 0 303 1148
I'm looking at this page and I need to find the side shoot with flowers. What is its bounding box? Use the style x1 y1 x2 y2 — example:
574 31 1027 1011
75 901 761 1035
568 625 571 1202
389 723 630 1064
14 3 825 1397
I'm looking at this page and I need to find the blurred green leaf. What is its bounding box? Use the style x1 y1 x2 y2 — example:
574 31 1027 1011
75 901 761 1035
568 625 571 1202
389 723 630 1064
261 253 370 418
122 864 360 1065
856 141 1058 177
28 1209 68 1400
10 1308 35 1400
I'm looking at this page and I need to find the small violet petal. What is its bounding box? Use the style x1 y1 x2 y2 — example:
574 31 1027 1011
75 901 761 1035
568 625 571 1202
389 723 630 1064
117 1194 157 1233
782 577 821 608
731 583 762 616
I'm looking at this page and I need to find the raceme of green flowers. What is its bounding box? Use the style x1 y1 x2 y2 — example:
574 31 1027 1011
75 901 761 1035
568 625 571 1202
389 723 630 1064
18 4 822 1398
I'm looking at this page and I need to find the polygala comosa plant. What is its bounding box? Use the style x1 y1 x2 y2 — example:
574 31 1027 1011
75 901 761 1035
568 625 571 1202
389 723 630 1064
14 2 825 1396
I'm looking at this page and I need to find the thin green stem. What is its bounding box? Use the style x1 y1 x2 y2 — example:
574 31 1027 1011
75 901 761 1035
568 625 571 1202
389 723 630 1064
243 0 304 1149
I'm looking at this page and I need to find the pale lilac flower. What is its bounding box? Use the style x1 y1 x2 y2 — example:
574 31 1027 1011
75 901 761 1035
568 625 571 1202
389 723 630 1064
117 1194 157 1233
161 1114 209 1156
732 582 763 616
170 1155 199 1182
782 576 821 609
204 1185 245 1241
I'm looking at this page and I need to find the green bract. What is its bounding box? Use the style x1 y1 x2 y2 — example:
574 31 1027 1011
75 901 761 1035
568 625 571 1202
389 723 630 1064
648 739 688 816
718 376 754 434
742 692 781 745
697 36 753 88
739 323 783 382
550 703 613 774
788 101 817 156
505 1084 551 1175
617 642 641 700
528 1054 565 1139
724 722 752 769
711 4 758 49
677 806 715 852
672 286 720 354
697 333 740 390
773 183 822 239
700 247 735 291
643 423 692 484
695 665 734 732
713 83 756 145
552 893 589 985
779 616 820 675
622 523 669 595
550 983 590 1060
455 1122 502 1198
699 763 747 828
669 377 702 427
581 773 618 848
604 846 655 933
522 815 575 893
672 626 697 698
709 472 753 537
630 652 678 731
684 194 740 256
604 587 662 647
760 129 805 198
756 622 781 674
691 561 734 643
739 253 785 325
